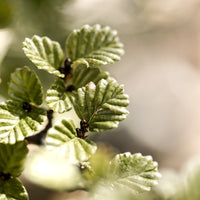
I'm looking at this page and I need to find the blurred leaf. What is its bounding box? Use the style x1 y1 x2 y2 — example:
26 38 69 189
0 141 28 177
86 152 161 199
46 78 71 113
136 159 200 200
83 146 115 183
0 178 28 200
23 35 64 77
46 118 97 163
178 158 200 200
24 148 84 191
0 100 47 143
186 166 200 200
108 153 161 194
70 79 129 132
8 66 43 105
0 30 13 65
92 185 138 200
66 24 124 68
72 65 109 89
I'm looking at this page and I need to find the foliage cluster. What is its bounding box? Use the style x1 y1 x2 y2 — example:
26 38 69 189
0 24 161 199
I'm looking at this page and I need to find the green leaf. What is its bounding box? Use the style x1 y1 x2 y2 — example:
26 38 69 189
46 118 97 163
66 24 124 68
0 100 47 143
70 79 129 132
46 78 72 113
108 153 161 194
24 148 84 191
8 66 43 105
0 141 28 177
72 65 109 89
0 178 28 200
23 35 64 77
46 66 109 113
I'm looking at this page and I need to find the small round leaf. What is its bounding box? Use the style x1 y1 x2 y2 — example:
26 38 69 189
0 141 28 177
8 66 43 105
108 153 161 193
0 100 47 143
23 35 64 77
0 178 28 200
70 79 129 132
46 118 97 163
66 24 124 68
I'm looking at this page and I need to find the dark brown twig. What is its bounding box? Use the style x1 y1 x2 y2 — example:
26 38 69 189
25 110 53 145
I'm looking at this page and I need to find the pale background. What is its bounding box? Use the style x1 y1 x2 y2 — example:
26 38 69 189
1 0 200 199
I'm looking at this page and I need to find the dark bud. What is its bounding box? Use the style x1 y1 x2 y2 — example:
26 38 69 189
64 58 72 75
76 120 89 139
64 58 72 69
80 120 89 132
76 128 82 138
0 172 11 180
79 162 88 173
22 102 32 112
66 85 75 92
59 58 73 80
59 66 65 74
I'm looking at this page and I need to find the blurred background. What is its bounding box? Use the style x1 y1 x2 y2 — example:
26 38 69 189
1 0 200 199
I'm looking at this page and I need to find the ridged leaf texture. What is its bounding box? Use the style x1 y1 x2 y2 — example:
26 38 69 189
108 153 161 194
46 118 97 163
46 78 71 113
66 24 124 68
46 66 109 113
0 141 28 177
23 35 64 77
0 100 47 143
0 178 28 200
72 65 109 89
70 79 129 132
8 66 43 105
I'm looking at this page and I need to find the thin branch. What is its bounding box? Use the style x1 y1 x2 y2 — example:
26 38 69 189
25 110 53 145
65 188 89 193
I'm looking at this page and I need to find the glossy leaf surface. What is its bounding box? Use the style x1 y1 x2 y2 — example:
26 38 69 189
46 78 71 113
8 66 43 105
0 141 28 177
46 118 97 163
66 24 124 68
0 178 28 200
23 35 64 77
46 66 109 113
0 100 46 143
108 153 161 193
72 65 109 89
70 79 129 132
